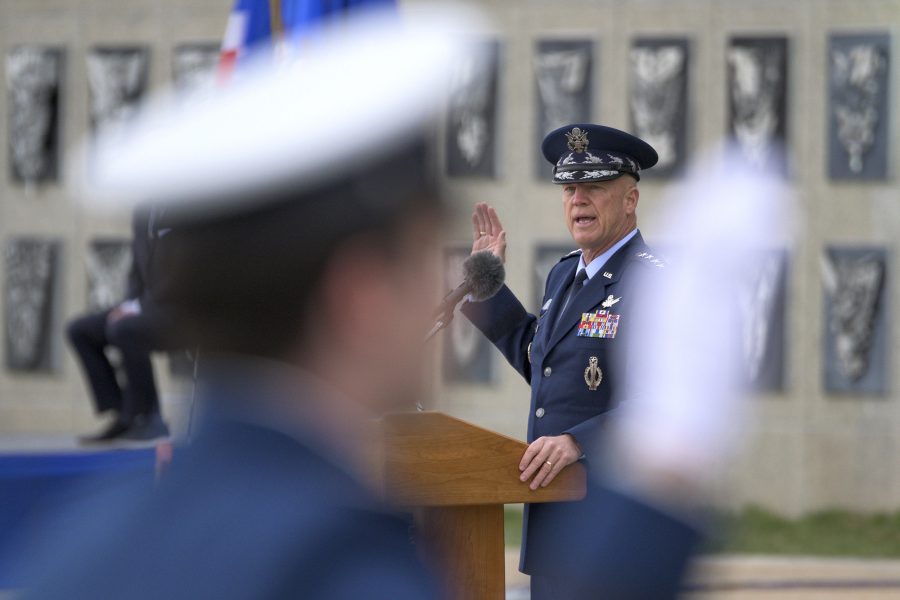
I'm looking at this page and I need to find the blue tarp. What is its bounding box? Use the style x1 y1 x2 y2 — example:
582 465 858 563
0 448 156 587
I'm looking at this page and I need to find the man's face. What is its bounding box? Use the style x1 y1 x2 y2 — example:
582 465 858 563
561 176 638 253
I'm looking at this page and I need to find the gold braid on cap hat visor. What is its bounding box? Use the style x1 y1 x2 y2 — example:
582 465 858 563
554 154 639 177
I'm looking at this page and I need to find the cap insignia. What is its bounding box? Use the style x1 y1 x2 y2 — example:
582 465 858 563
566 127 589 153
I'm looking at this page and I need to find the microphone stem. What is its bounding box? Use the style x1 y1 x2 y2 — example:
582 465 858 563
424 302 458 342
423 319 446 343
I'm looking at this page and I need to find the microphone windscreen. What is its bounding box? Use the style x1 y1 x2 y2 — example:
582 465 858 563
463 251 505 302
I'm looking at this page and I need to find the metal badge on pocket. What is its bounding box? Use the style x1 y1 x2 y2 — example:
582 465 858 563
584 356 602 390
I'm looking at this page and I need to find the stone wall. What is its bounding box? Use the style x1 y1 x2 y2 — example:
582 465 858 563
0 0 898 516
421 0 900 516
0 0 230 434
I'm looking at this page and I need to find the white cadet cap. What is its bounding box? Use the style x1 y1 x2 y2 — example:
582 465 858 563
76 5 485 214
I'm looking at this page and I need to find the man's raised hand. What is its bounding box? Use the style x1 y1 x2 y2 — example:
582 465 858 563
471 202 507 263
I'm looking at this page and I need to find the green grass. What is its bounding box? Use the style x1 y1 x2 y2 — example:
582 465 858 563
504 505 900 557
504 505 523 547
713 506 900 557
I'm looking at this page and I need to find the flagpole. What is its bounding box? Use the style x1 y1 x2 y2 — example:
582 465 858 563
268 0 285 41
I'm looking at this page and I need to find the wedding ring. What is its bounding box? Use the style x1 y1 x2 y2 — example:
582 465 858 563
545 460 553 468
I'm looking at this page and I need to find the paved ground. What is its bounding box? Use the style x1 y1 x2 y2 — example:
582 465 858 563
505 550 900 599
685 555 900 599
4 547 899 598
0 433 162 453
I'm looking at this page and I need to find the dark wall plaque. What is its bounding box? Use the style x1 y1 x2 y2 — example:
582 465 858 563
442 247 493 383
86 238 132 311
821 246 889 394
534 39 593 178
87 46 149 133
738 249 788 391
7 46 63 185
629 37 689 177
828 33 890 180
727 37 788 174
5 238 59 371
173 43 220 95
446 39 501 178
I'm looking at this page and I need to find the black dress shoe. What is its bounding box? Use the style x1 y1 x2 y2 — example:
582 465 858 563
78 418 132 444
122 413 170 442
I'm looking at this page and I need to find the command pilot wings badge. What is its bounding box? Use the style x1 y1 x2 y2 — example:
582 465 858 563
601 294 620 308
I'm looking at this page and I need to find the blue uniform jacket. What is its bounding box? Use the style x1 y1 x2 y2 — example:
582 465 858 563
462 230 665 575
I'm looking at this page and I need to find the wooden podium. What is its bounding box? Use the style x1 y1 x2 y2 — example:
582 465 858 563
380 412 586 600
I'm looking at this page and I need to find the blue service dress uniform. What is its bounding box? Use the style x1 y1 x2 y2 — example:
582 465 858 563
18 366 440 600
462 230 666 575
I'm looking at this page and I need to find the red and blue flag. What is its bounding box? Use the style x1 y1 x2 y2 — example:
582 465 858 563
219 0 396 82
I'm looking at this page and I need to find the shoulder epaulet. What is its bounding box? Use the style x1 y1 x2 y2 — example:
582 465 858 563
634 250 666 268
558 249 582 263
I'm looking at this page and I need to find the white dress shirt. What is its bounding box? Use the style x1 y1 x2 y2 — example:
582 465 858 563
576 228 639 282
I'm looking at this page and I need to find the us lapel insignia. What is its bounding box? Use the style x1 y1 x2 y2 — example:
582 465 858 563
584 356 602 391
536 298 553 333
576 310 621 339
602 271 613 279
601 294 621 308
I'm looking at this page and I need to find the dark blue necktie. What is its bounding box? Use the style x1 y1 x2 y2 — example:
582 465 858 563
551 269 589 335
572 268 589 294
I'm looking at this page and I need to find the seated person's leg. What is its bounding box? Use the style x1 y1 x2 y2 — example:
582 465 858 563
67 310 132 442
66 310 123 414
105 314 170 441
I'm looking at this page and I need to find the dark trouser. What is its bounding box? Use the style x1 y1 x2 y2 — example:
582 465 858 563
66 308 175 421
531 575 569 600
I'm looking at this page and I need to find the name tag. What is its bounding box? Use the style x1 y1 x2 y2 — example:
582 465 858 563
576 310 620 339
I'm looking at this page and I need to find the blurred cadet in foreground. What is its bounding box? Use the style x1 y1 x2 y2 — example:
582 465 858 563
66 205 177 444
16 7 789 600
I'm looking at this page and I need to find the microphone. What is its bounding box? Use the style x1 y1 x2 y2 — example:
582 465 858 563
425 250 505 341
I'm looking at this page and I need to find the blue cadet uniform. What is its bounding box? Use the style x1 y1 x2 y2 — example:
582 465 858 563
462 123 663 576
20 366 440 600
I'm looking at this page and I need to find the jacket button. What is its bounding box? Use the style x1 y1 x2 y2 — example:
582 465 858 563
535 407 545 418
543 366 552 377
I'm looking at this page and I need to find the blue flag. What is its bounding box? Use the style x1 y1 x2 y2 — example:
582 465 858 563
220 0 397 78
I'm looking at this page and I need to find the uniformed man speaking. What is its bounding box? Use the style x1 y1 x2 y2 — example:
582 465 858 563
462 123 662 599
